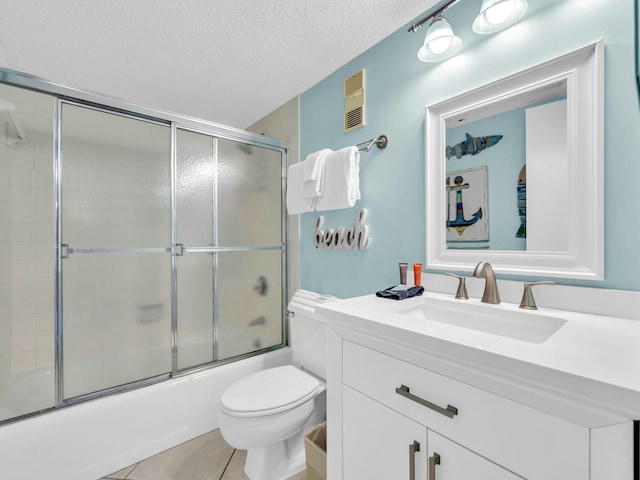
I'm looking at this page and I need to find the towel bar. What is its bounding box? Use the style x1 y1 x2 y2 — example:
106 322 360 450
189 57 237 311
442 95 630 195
356 134 388 152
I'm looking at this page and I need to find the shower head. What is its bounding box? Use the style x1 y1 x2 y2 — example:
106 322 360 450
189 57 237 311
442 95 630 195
0 97 27 142
0 98 16 112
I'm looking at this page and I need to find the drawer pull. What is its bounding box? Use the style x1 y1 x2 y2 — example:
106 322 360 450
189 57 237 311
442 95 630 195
429 452 441 479
409 441 420 480
395 385 458 418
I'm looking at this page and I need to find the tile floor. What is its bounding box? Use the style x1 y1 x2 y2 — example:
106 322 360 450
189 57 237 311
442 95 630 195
99 429 307 480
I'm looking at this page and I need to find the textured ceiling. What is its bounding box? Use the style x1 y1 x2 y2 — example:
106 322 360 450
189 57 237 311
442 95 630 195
0 0 437 129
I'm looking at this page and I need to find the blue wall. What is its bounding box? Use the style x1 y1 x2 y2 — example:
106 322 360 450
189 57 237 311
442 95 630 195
299 0 640 297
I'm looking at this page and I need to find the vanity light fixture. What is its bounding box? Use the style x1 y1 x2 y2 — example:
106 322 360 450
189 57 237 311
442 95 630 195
409 0 528 63
472 0 528 34
417 15 462 62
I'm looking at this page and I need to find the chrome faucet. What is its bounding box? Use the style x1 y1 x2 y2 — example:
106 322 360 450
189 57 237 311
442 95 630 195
472 261 501 304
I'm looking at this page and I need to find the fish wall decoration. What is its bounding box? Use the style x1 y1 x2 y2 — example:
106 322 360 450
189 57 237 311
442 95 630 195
446 133 503 159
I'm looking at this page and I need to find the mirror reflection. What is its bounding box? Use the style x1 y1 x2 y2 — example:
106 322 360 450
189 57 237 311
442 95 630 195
444 80 567 251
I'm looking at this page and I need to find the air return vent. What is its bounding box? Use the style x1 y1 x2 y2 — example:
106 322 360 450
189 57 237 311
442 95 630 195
344 69 365 131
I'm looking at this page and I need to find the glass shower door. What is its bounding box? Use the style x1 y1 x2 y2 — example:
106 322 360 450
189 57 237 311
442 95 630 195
215 138 284 361
59 103 172 399
175 129 284 369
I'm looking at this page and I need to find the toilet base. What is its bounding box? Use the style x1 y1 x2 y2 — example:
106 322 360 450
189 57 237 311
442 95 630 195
244 429 306 480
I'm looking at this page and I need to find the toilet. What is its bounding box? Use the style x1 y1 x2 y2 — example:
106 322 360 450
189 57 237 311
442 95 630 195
219 289 336 480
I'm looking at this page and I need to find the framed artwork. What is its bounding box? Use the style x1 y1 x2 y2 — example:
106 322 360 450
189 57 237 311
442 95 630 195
446 166 488 242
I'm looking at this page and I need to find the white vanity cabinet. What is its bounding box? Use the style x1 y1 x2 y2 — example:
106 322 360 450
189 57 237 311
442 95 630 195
343 385 520 480
339 340 588 479
343 386 428 479
320 292 640 480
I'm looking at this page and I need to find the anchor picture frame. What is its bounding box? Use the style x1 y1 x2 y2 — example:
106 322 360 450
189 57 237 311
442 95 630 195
446 166 488 242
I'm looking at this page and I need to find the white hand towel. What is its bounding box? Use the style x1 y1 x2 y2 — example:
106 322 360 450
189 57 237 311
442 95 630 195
286 162 315 214
302 148 332 198
314 146 361 212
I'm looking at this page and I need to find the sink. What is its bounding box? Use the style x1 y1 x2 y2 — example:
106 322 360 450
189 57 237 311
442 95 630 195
395 297 567 344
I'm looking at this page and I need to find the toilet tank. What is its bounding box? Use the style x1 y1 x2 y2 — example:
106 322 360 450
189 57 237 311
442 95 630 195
287 290 338 381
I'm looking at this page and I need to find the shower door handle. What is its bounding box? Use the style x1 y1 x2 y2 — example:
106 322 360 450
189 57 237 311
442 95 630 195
60 243 71 259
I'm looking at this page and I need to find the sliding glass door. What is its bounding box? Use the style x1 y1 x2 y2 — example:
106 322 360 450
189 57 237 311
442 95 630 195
56 102 285 403
175 129 284 369
60 102 173 399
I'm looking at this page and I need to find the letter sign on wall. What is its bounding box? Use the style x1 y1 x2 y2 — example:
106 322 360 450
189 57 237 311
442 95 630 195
315 208 371 251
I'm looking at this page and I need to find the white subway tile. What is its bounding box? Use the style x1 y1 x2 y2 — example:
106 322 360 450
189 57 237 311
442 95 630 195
36 294 54 314
10 204 35 224
34 188 53 207
34 205 53 225
36 277 53 297
9 149 35 170
10 168 34 187
36 313 53 331
12 314 37 334
11 260 35 279
11 350 36 372
13 277 37 297
10 186 34 206
10 90 35 115
12 332 36 352
10 224 35 242
34 152 52 172
35 259 54 278
11 242 35 261
11 296 36 316
36 347 54 368
35 241 54 260
36 330 54 350
34 170 53 189
34 224 51 242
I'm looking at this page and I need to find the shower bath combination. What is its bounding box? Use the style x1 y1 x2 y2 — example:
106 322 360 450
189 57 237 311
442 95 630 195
0 76 288 443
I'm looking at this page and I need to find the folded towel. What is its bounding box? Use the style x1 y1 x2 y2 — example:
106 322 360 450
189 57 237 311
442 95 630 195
286 162 315 214
375 285 424 300
314 146 360 212
302 149 332 198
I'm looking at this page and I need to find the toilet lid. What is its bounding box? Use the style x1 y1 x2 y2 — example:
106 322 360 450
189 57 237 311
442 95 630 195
221 365 320 417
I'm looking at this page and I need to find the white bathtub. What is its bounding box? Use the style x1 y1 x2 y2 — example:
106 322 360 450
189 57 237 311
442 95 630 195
0 347 291 480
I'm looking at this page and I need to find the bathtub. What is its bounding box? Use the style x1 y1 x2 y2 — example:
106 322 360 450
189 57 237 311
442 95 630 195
0 347 291 480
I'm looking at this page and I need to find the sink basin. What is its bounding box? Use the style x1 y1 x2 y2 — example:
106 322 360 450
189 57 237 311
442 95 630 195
395 297 567 344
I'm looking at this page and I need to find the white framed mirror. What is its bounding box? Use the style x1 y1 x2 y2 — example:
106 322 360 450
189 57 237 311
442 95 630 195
425 40 604 280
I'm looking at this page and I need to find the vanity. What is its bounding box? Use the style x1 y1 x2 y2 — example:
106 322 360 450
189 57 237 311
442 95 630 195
317 277 640 479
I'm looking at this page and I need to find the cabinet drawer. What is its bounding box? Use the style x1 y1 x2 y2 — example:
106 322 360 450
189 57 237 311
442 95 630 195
342 340 589 479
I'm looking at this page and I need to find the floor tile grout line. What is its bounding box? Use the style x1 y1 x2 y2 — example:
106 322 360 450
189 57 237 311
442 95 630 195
218 448 237 480
123 462 139 479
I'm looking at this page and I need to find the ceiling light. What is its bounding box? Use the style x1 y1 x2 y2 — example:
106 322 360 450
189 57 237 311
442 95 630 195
472 0 528 34
417 16 462 63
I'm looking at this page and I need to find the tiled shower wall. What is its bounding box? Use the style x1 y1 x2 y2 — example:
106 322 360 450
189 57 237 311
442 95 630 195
0 84 55 375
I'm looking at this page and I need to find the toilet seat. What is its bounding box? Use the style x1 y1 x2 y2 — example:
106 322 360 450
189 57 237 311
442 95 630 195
221 365 321 418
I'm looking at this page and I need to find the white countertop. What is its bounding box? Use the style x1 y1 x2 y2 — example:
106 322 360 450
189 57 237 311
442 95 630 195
317 290 640 426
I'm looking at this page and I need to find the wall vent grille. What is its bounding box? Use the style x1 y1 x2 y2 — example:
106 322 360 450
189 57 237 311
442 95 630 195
344 69 365 132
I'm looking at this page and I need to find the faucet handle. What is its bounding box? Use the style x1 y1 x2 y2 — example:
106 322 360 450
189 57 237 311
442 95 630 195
445 273 469 300
519 281 555 310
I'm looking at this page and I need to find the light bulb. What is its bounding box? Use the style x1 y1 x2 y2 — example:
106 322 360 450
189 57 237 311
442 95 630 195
485 0 513 25
428 35 453 55
472 0 528 34
417 16 462 62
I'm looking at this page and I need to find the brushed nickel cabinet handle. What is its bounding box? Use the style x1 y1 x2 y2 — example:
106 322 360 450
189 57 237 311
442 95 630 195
395 385 459 418
409 440 420 480
429 452 441 479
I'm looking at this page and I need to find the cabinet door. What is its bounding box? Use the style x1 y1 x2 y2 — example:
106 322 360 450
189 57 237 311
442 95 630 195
343 385 427 480
427 430 522 480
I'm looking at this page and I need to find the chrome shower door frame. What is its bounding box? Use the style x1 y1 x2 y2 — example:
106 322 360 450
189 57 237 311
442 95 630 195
0 66 288 418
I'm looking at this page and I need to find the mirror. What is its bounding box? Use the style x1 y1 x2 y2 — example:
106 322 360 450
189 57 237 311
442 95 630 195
425 40 604 280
